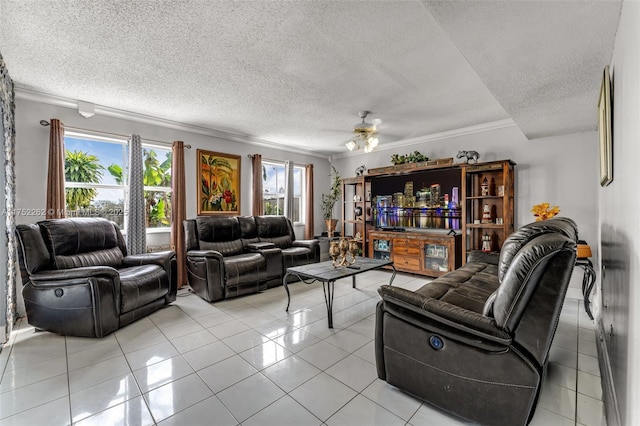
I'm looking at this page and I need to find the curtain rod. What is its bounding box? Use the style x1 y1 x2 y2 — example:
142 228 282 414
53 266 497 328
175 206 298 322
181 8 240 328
39 120 192 148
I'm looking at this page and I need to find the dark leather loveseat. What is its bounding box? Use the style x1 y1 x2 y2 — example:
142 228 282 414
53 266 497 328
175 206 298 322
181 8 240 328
16 218 177 337
375 217 578 425
184 215 319 302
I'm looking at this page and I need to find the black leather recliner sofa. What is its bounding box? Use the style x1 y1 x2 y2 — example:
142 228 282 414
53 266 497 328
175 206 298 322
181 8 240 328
375 217 578 425
184 215 320 302
15 218 177 337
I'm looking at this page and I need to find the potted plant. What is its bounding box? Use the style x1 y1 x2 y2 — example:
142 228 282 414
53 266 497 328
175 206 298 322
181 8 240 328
321 166 341 236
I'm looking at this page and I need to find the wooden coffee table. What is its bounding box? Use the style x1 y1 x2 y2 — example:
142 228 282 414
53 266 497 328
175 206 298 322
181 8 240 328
283 258 396 328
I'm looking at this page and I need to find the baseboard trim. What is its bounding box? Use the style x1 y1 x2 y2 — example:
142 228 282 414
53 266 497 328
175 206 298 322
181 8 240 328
596 319 622 426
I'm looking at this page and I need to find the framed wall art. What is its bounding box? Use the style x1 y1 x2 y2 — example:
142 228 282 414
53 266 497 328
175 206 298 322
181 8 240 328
197 149 241 215
599 65 613 187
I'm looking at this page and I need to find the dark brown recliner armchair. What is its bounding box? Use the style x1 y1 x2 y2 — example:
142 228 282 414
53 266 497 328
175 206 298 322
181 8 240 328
375 218 578 425
16 218 177 337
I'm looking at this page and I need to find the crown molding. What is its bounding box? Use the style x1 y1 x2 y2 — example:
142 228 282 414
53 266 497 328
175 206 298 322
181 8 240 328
15 87 330 160
332 118 518 159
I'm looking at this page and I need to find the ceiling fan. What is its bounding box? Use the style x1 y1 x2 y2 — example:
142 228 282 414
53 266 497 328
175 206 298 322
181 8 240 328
346 111 381 153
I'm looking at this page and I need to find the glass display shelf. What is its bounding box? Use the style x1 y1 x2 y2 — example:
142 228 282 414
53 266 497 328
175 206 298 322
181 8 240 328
466 195 503 200
424 244 449 272
372 238 391 260
373 206 462 230
466 224 504 228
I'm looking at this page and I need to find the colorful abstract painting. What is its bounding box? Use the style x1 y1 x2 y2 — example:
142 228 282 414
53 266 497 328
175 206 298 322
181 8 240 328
197 150 241 215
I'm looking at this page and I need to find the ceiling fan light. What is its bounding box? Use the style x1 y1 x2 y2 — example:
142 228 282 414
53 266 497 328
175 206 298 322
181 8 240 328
346 112 381 153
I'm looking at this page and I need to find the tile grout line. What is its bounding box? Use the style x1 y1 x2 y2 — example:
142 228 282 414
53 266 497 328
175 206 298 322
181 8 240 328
112 330 159 425
65 335 73 425
574 299 581 426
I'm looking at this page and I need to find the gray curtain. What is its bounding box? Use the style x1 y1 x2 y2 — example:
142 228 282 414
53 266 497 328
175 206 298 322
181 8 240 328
284 160 294 222
1 52 16 342
126 134 146 254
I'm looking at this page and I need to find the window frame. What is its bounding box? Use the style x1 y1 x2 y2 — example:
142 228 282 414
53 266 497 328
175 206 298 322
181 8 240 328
63 131 173 232
262 160 306 225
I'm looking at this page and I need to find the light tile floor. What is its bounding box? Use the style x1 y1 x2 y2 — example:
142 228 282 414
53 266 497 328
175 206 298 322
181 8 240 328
0 270 606 425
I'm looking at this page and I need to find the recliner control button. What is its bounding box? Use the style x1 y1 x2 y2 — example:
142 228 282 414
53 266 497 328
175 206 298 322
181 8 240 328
429 335 444 350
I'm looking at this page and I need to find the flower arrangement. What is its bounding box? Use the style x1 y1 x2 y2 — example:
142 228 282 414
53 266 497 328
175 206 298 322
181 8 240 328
531 202 560 222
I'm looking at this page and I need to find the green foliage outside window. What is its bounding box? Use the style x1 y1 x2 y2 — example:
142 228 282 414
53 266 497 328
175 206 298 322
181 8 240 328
65 150 104 210
107 149 172 227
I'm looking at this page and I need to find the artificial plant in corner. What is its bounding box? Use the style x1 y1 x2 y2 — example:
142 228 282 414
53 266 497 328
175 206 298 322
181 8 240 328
321 166 341 235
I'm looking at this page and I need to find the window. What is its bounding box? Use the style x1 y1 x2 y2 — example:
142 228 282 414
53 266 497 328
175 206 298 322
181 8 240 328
262 161 305 223
63 131 172 230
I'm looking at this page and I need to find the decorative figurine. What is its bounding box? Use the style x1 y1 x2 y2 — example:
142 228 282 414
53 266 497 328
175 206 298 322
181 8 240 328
482 204 492 223
456 150 480 164
354 206 363 219
481 177 489 196
355 165 366 176
481 233 492 252
329 237 359 267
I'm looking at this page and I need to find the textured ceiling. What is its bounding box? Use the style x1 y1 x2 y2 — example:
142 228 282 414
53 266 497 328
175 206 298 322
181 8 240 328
0 1 621 155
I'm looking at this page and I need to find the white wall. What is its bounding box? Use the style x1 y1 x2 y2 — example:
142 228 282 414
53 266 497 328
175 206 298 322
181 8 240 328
601 2 640 424
331 124 599 260
14 97 332 242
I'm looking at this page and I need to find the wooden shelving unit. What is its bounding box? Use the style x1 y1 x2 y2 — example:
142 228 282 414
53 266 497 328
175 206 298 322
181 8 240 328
462 160 515 263
339 159 515 273
341 176 371 256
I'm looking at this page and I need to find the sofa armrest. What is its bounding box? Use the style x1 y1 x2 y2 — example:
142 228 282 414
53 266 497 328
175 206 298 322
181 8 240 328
25 267 122 336
123 250 175 271
378 285 511 348
292 240 320 262
292 239 319 250
257 247 283 279
30 266 120 283
186 250 224 262
467 250 500 265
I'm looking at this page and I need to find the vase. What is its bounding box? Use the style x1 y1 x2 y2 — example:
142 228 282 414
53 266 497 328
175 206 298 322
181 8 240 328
325 219 338 236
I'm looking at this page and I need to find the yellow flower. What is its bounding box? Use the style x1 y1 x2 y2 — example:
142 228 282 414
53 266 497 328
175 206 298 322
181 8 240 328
531 203 560 222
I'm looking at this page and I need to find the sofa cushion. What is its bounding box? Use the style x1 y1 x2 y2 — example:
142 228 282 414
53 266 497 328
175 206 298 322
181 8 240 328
195 217 243 256
55 247 125 270
39 218 124 269
119 264 169 313
238 216 261 247
262 235 293 249
223 253 266 286
413 262 499 314
256 216 293 248
498 217 577 282
493 233 576 332
200 240 244 257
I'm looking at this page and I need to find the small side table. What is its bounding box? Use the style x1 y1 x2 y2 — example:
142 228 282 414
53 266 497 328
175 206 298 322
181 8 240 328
576 243 596 320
